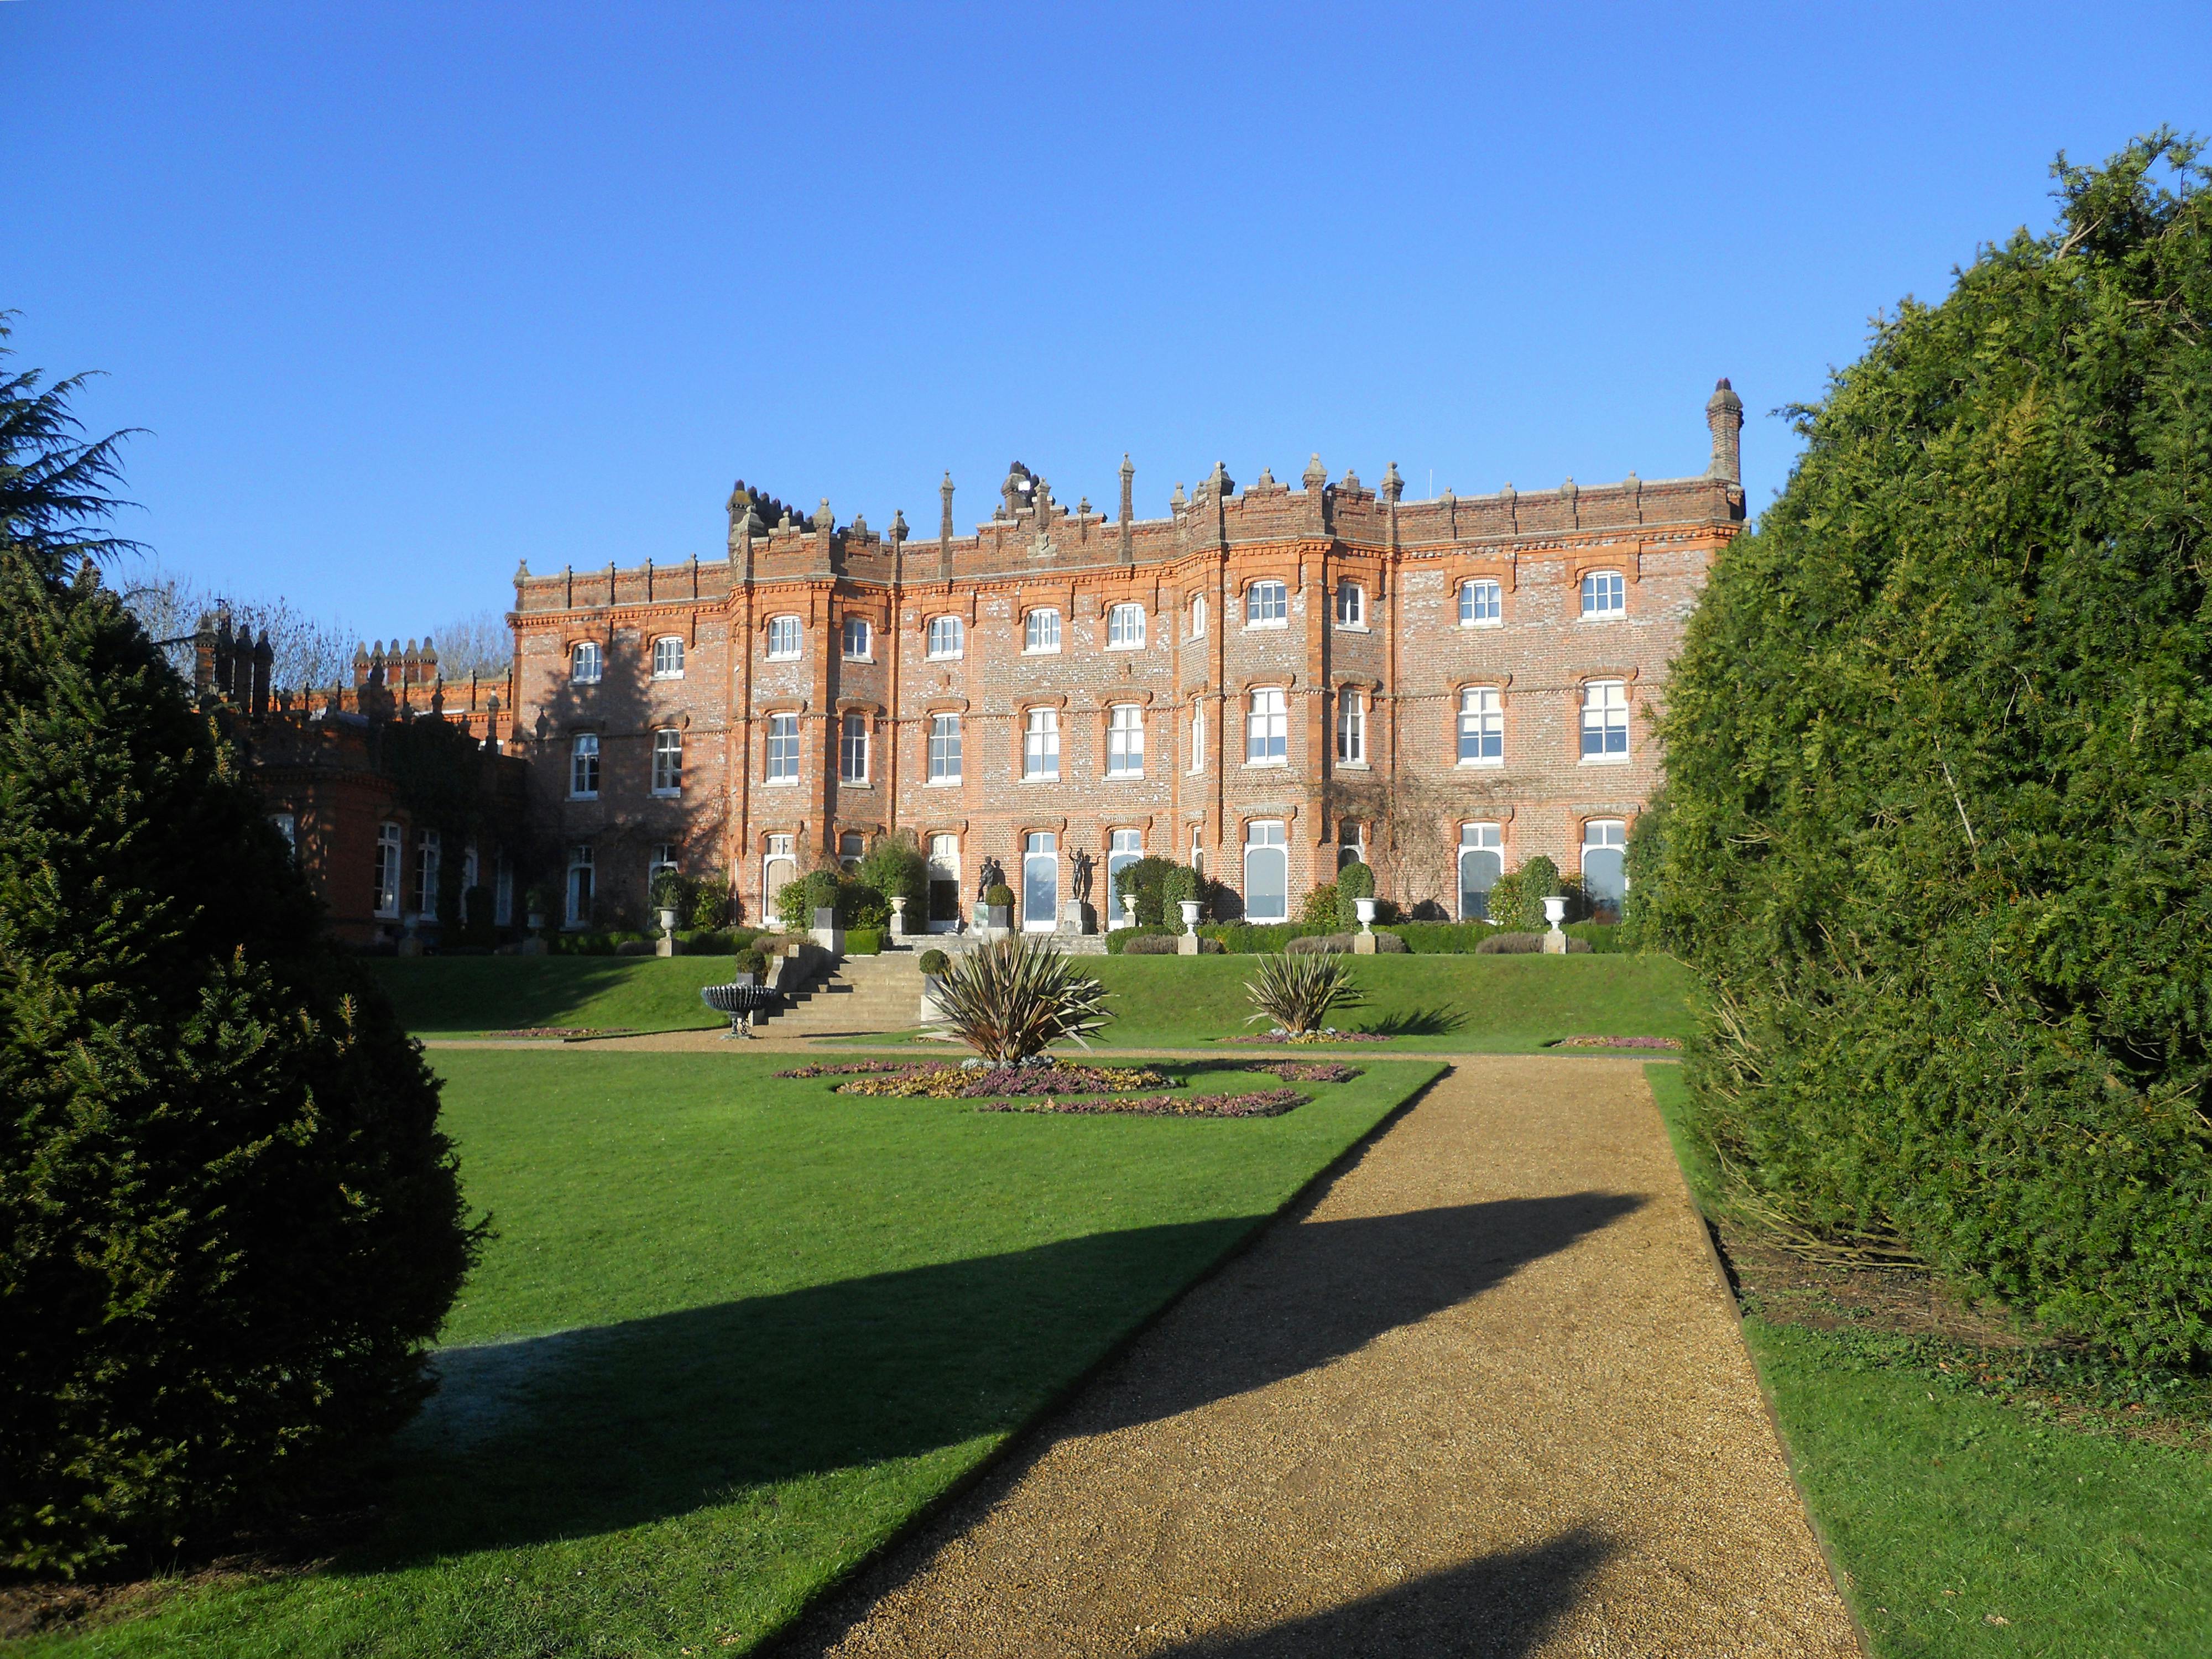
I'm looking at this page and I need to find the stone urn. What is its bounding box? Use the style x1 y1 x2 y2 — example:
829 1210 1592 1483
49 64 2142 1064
1179 899 1202 936
889 894 908 937
1354 896 1378 935
525 909 545 932
1542 895 1569 954
1121 893 1138 930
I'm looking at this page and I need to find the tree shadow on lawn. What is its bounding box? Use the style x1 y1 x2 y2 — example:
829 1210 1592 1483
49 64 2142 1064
374 1194 1639 1564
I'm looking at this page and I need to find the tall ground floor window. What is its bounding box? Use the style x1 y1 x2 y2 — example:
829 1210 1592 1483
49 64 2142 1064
374 822 401 919
762 833 795 921
1243 820 1288 922
927 833 961 928
1107 828 1142 924
566 844 594 927
494 848 514 926
1022 831 1058 930
1582 820 1628 919
414 828 441 919
1458 822 1504 920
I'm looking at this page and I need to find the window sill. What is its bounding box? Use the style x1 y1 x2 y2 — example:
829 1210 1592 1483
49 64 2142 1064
1577 615 1626 625
1578 753 1632 766
1105 770 1144 781
1459 619 1503 630
1243 759 1289 770
761 777 801 788
569 793 599 802
842 656 874 665
838 779 873 790
764 655 801 665
1019 775 1062 785
1337 759 1371 771
1104 641 1144 653
1243 620 1290 632
925 654 962 664
1333 623 1370 634
925 776 962 787
650 789 682 799
1456 759 1504 770
1021 648 1062 658
652 674 685 683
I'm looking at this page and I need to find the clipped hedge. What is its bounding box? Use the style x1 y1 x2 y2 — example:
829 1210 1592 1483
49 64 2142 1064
1643 135 2212 1369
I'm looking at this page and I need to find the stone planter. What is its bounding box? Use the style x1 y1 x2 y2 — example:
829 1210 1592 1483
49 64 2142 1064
987 904 1011 931
889 894 907 938
919 973 950 1025
1542 895 1569 954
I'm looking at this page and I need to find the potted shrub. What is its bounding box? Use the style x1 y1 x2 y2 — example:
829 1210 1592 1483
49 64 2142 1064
985 882 1014 930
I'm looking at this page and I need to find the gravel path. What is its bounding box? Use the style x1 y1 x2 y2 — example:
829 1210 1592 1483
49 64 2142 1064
774 1056 1861 1658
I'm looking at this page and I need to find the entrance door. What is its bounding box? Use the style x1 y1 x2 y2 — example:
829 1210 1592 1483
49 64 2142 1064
1243 821 1288 922
1582 820 1628 921
761 834 796 927
1458 822 1504 920
1021 832 1058 931
927 833 961 931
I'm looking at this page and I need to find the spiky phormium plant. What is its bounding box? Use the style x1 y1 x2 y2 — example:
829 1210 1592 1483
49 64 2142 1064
931 936 1112 1063
1244 950 1364 1037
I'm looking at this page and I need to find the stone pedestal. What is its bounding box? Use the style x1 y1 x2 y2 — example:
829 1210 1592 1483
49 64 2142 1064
889 895 908 939
1057 899 1091 935
811 906 844 954
1177 933 1201 955
1353 932 1378 954
1542 928 1568 954
517 935 548 956
656 934 675 957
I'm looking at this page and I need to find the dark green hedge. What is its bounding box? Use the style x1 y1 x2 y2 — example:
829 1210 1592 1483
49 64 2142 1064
1641 134 2212 1369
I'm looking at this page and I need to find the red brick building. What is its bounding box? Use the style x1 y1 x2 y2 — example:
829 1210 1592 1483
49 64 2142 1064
507 382 1747 932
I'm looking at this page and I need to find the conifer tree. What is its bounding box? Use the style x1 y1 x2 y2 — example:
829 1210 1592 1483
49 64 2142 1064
0 325 476 1573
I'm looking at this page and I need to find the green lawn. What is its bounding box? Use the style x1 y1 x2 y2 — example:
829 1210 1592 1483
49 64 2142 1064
38 1051 1442 1658
361 956 735 1037
1082 952 1696 1050
1644 1065 2212 1656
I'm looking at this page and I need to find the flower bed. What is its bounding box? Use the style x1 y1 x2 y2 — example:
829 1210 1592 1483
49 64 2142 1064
1551 1035 1684 1051
484 1026 629 1040
1241 1060 1363 1083
1222 1029 1393 1046
775 1060 1175 1099
979 1088 1307 1119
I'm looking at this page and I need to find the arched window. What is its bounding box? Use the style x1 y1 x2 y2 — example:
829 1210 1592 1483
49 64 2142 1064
1024 707 1060 779
765 615 801 660
1189 702 1207 773
1022 831 1059 931
1024 608 1062 653
570 732 600 798
1338 822 1364 870
1107 704 1144 777
761 833 796 919
1583 820 1629 919
651 636 685 679
1458 823 1504 920
1335 690 1366 764
926 615 964 659
1107 828 1142 925
1107 603 1146 649
926 833 960 928
839 711 868 783
566 844 594 927
1243 821 1288 922
1190 593 1207 638
1580 570 1625 619
571 640 602 684
1334 581 1365 628
373 822 402 919
1580 680 1630 758
842 616 872 660
1459 579 1501 626
651 729 682 795
1457 687 1503 766
839 831 865 870
1245 580 1288 626
1246 687 1287 763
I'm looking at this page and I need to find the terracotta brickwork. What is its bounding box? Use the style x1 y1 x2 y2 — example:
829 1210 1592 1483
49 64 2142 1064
508 384 1747 931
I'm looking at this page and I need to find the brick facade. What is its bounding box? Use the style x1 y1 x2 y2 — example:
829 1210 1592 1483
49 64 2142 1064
508 383 1747 932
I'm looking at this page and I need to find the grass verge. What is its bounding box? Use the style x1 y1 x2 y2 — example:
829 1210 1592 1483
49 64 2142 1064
23 1051 1442 1657
1643 1063 2212 1656
361 956 737 1037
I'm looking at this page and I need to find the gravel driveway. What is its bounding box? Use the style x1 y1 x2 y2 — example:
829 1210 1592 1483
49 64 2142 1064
775 1055 1861 1658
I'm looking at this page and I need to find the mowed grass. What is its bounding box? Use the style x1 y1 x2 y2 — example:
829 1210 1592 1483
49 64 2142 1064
38 1051 1442 1658
1083 952 1696 1050
1644 1065 2212 1656
361 956 736 1036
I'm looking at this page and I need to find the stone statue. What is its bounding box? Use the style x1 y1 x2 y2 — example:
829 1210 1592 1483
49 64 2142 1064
977 855 1005 898
1070 847 1094 904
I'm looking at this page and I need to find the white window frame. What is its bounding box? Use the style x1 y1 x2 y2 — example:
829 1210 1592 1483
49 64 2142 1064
927 712 962 783
842 616 873 660
374 822 401 919
1190 593 1207 638
649 841 680 898
1581 679 1631 760
651 728 682 796
1023 608 1062 654
570 640 602 684
1242 819 1290 922
1457 686 1503 768
1189 702 1206 773
1582 818 1629 917
765 712 801 784
1245 580 1289 628
570 732 600 799
565 843 594 927
415 828 440 918
1106 603 1146 650
1458 822 1504 921
1580 570 1626 620
765 615 802 661
1023 706 1061 780
1336 690 1366 764
838 831 865 871
1246 686 1288 765
1334 581 1365 629
1460 579 1502 627
494 848 514 926
1107 703 1144 778
926 615 964 660
839 710 869 784
651 636 685 679
1106 828 1142 926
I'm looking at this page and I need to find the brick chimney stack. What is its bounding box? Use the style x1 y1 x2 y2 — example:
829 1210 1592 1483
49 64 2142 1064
1707 378 1744 484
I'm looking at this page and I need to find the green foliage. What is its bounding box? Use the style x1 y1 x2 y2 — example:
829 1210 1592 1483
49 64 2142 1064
844 927 883 956
0 319 140 575
930 936 1112 1062
735 949 768 978
648 867 686 914
1298 878 1341 928
688 870 729 931
0 546 476 1572
984 883 1014 909
1160 863 1199 913
1483 870 1527 931
1244 951 1365 1036
777 867 889 932
1333 860 1375 930
917 947 950 975
1646 133 2212 1368
855 833 928 914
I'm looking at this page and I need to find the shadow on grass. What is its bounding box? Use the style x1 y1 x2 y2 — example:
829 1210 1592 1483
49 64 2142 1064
366 957 666 1032
377 1195 1639 1563
1357 1004 1469 1038
1154 1526 1614 1657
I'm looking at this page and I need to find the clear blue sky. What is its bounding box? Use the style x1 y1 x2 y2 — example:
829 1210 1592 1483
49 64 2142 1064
13 2 2211 644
